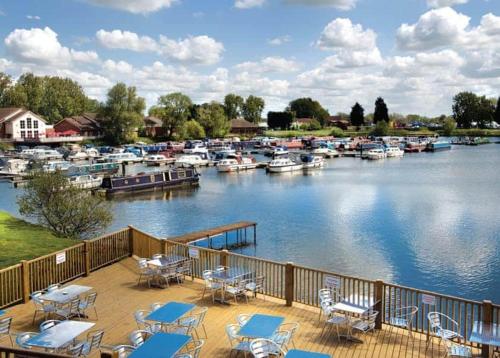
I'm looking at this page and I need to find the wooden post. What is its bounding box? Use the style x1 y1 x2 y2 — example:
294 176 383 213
161 240 167 255
253 224 257 246
21 260 31 303
221 250 229 268
481 300 493 357
285 262 294 307
128 225 134 257
84 241 91 277
374 279 384 329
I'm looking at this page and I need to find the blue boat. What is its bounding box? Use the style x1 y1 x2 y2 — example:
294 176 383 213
427 141 451 152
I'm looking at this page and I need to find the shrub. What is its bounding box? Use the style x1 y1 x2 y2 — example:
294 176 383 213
330 127 345 137
371 121 389 136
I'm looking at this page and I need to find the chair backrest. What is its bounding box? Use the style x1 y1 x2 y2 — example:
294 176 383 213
152 254 162 260
237 314 251 326
255 276 265 288
31 291 45 307
249 339 283 358
215 265 226 272
185 339 204 358
137 259 149 270
85 292 98 306
428 312 443 331
66 342 84 357
202 270 213 280
16 332 38 348
0 317 12 335
47 284 59 292
40 320 61 331
280 322 299 337
191 306 208 327
365 311 379 329
113 345 136 358
134 310 151 325
150 302 162 311
129 330 149 347
225 324 240 343
87 330 104 351
69 297 81 313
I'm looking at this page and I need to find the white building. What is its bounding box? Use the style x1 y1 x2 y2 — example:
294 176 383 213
0 108 53 142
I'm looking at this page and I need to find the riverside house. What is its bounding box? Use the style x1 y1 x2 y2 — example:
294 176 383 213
54 113 103 139
0 107 52 142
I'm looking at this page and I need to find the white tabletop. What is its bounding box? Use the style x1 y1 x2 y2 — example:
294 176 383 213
40 285 92 304
332 295 376 315
26 321 95 349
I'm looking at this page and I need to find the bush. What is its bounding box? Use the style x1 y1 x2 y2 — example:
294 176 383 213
330 127 345 137
183 120 206 140
308 119 322 131
443 118 457 136
371 121 389 136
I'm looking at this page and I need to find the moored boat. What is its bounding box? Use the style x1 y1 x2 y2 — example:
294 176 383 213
66 162 120 176
144 154 175 166
68 175 102 190
104 152 142 163
427 141 451 152
43 160 73 172
99 168 199 195
217 156 257 172
175 154 209 168
267 158 303 173
385 146 404 158
312 145 339 158
300 154 325 169
271 146 289 157
366 148 387 160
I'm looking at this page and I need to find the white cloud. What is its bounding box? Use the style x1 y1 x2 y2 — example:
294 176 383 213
396 7 470 51
268 35 292 46
0 58 11 72
317 18 378 51
284 0 357 11
235 56 300 73
84 0 176 14
235 0 266 9
26 15 41 20
102 59 133 74
4 27 99 67
427 0 468 8
96 29 158 52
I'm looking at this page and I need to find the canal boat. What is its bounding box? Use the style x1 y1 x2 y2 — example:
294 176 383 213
385 146 404 158
267 158 303 173
144 154 175 166
405 142 427 153
104 152 142 163
99 168 199 195
68 175 102 190
366 148 387 160
217 156 257 172
427 141 451 152
66 162 119 177
43 160 73 172
300 154 325 169
175 154 209 168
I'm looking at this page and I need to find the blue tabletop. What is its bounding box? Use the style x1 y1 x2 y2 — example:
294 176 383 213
286 349 331 358
26 321 95 349
146 302 195 324
128 333 191 358
0 310 5 316
238 314 284 339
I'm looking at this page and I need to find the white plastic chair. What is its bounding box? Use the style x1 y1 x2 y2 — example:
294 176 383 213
226 324 251 356
249 338 285 358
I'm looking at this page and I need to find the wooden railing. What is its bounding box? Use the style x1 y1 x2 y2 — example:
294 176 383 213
0 346 69 357
0 264 22 308
88 228 131 271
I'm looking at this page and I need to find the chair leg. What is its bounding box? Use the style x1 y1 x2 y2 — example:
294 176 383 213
94 307 98 320
32 310 38 325
202 323 208 338
137 274 143 285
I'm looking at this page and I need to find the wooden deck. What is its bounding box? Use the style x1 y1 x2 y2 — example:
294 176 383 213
2 258 481 357
168 221 256 244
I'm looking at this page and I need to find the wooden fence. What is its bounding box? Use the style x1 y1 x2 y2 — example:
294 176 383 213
0 225 498 354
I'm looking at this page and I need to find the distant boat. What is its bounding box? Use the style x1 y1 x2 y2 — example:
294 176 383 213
68 151 89 161
31 149 63 161
68 175 102 190
175 154 209 168
312 145 339 158
104 152 142 163
427 141 451 152
66 162 119 177
144 154 175 167
272 146 289 157
300 154 325 169
385 147 404 158
183 141 208 154
0 159 29 175
99 168 199 195
366 148 387 160
267 158 303 173
43 160 73 172
217 156 257 172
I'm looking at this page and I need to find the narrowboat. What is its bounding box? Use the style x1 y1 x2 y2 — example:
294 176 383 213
99 168 199 195
427 141 451 152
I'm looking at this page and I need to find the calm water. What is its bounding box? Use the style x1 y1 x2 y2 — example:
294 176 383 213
1 143 499 302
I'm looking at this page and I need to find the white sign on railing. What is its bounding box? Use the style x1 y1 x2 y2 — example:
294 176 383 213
422 293 436 305
188 247 200 259
56 252 66 265
324 275 341 289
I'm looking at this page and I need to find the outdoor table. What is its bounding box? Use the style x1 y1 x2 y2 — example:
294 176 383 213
25 320 95 350
211 267 253 303
331 294 377 342
469 321 500 357
0 310 5 316
147 255 189 268
238 314 284 339
128 332 191 358
285 349 331 358
146 301 195 325
39 285 92 304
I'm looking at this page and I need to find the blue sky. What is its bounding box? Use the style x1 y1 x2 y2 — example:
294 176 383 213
0 0 499 116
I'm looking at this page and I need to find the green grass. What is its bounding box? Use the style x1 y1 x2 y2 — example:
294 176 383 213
0 211 76 268
265 127 438 138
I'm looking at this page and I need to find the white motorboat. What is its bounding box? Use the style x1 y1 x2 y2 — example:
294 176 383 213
175 155 209 168
366 148 387 160
0 159 29 175
385 146 404 158
105 152 142 163
217 156 258 172
67 174 102 190
272 146 289 157
85 148 100 158
31 149 63 161
300 154 325 169
43 160 72 172
68 151 89 161
267 158 303 173
144 154 175 166
312 147 339 158
183 141 208 154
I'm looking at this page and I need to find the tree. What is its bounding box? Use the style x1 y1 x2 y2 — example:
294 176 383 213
267 111 293 130
196 101 229 138
99 83 145 144
442 118 456 136
495 97 500 124
183 120 206 140
373 97 389 123
242 95 265 123
18 171 112 239
477 96 494 128
350 102 365 127
452 92 495 128
308 118 322 130
371 121 389 136
224 94 244 120
288 97 329 125
0 72 11 102
156 92 193 139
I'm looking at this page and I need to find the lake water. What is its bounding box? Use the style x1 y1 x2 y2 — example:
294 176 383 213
1 143 499 302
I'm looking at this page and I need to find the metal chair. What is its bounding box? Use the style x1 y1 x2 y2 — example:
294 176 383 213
442 335 472 357
427 312 463 348
134 310 162 334
137 259 156 287
0 317 13 346
350 310 379 342
318 288 342 321
245 276 265 300
79 330 105 356
31 290 56 324
176 260 192 282
159 265 180 286
16 332 38 349
47 284 60 292
224 279 249 304
53 297 81 320
321 311 348 340
388 306 418 338
79 292 98 320
40 319 62 331
66 342 85 357
129 330 152 347
150 302 163 311
175 339 204 358
152 254 163 260
226 324 251 357
178 306 208 339
107 345 136 358
269 330 291 352
201 270 222 303
278 322 299 348
249 338 286 358
237 313 251 326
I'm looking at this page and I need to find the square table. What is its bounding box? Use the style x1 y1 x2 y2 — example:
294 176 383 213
469 321 500 357
286 349 331 358
146 302 195 324
147 255 189 268
0 310 5 316
26 321 95 350
128 333 191 358
211 267 252 284
238 314 284 339
39 285 92 304
331 295 377 342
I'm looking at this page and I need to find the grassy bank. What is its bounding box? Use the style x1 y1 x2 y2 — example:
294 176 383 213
265 128 437 138
0 211 76 268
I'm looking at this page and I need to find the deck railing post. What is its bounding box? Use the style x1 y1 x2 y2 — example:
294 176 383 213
285 262 294 307
481 300 493 357
161 240 168 255
21 260 30 303
128 225 134 256
221 250 229 268
84 241 91 276
374 279 384 329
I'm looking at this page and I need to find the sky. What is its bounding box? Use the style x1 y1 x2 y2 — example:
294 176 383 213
0 0 499 117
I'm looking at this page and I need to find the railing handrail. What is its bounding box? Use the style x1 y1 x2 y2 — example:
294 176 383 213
0 263 21 273
293 263 376 284
27 243 85 263
87 227 130 243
